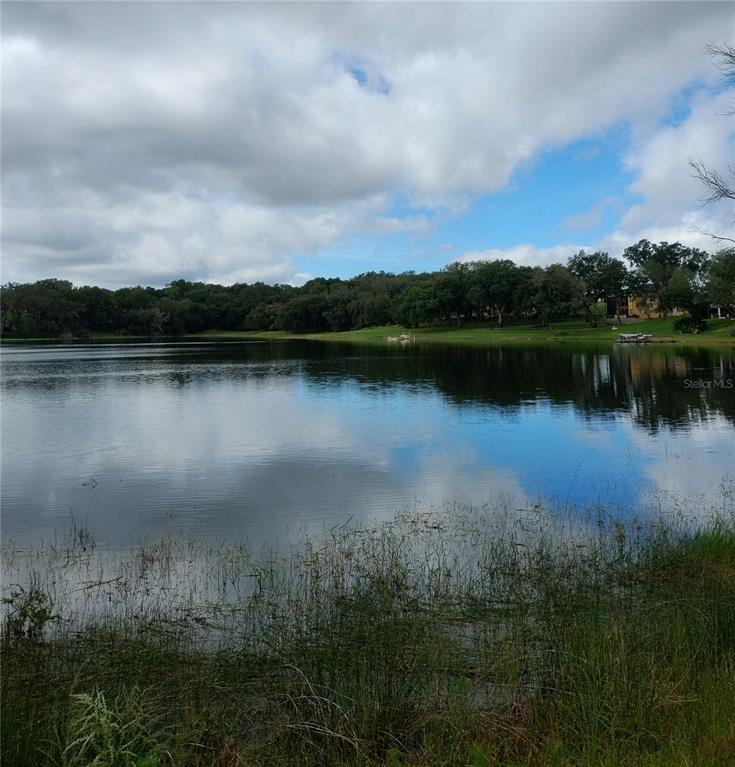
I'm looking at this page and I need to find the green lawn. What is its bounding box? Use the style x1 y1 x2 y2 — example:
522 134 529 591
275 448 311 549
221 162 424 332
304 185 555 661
196 317 735 348
4 317 734 348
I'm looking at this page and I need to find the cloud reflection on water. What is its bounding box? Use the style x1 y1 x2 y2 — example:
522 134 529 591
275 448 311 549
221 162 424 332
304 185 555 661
1 341 733 546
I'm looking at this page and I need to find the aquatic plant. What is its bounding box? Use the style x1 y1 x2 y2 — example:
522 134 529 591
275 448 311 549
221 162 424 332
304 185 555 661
2 502 734 766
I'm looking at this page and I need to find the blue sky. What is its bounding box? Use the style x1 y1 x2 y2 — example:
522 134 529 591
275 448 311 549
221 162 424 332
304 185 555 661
2 2 733 287
295 123 642 278
294 77 735 282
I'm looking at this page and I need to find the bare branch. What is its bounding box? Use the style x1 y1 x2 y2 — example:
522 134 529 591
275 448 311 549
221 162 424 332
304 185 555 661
691 224 735 246
688 44 735 243
689 158 735 204
705 43 735 80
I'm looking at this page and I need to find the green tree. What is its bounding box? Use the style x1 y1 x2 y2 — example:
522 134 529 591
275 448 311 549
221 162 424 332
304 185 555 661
468 259 522 327
567 250 629 325
567 250 608 326
707 248 735 312
74 286 118 334
436 263 471 325
1 279 78 336
243 302 279 330
395 285 440 328
659 268 698 315
531 265 583 326
274 294 329 332
623 240 709 316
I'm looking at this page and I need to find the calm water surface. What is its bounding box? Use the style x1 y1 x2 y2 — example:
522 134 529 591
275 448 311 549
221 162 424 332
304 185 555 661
2 340 734 546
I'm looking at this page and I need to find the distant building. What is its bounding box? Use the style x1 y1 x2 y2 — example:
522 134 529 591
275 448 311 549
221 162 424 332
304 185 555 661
627 295 684 319
605 296 625 317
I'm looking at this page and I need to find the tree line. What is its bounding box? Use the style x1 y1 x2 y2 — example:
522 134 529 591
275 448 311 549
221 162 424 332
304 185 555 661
1 240 734 338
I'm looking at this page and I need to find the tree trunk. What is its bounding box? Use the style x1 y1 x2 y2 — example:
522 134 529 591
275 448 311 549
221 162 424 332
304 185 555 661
583 301 595 326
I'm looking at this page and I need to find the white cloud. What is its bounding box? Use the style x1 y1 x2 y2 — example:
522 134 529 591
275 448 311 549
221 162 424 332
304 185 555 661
616 90 735 246
458 243 589 268
562 197 621 232
1 2 731 286
467 88 735 269
624 416 735 522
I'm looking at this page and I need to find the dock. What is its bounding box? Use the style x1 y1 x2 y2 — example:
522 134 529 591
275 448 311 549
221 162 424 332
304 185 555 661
386 333 415 344
617 333 652 344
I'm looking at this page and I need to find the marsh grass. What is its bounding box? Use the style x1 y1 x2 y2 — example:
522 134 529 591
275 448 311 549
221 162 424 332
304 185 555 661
2 504 735 766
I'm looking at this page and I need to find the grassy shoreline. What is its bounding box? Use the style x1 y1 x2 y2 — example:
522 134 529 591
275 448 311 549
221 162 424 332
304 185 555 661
3 505 735 766
3 318 735 348
200 317 735 348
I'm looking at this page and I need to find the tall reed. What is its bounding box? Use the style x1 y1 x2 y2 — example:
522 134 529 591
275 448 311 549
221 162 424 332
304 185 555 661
2 502 734 766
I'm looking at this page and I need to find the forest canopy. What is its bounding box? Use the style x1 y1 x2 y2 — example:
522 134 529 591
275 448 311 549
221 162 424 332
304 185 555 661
1 241 733 338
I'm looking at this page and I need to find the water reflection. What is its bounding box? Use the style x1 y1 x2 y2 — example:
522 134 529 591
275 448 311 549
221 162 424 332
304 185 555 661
1 341 733 546
294 344 735 431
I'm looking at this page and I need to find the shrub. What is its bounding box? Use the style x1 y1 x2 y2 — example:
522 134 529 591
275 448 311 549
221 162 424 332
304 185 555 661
672 315 708 333
2 583 59 641
63 686 170 767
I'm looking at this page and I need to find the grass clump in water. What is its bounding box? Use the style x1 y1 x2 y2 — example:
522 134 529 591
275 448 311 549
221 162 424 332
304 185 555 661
2 504 735 766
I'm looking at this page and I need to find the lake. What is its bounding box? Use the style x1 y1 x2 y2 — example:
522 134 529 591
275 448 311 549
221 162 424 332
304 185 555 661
2 340 734 547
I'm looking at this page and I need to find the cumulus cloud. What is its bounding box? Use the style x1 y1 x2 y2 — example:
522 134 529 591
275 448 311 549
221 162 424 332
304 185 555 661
468 88 735 267
1 2 731 286
562 197 622 232
458 243 589 268
614 90 735 247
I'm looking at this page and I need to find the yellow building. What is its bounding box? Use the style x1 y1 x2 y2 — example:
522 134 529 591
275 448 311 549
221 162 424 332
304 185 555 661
627 295 684 318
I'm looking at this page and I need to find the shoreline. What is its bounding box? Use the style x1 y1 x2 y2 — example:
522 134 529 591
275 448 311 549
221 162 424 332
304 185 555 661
3 317 735 349
3 505 734 766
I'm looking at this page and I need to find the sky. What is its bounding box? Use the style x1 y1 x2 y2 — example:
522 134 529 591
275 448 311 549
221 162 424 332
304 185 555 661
2 1 734 289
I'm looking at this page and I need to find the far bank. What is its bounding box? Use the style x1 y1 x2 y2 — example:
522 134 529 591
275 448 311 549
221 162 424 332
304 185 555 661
194 317 735 348
3 318 735 349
